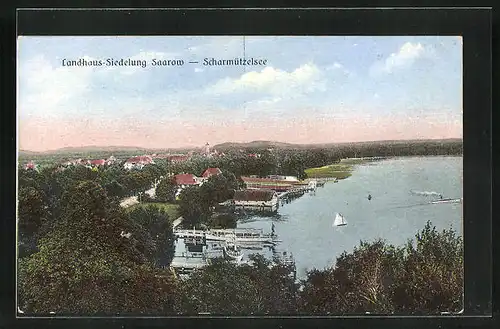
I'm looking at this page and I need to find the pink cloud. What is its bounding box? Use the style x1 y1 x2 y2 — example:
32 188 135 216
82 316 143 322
19 114 462 152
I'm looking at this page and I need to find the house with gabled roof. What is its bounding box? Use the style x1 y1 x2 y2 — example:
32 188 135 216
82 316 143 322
201 167 222 179
124 155 154 170
231 189 279 212
24 161 38 171
173 173 203 199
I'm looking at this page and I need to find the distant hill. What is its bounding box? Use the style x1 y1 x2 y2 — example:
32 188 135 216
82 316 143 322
213 140 301 150
20 145 198 155
20 138 462 156
19 149 41 156
213 138 462 151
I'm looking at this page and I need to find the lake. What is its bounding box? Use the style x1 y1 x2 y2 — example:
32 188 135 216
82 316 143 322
175 156 463 278
238 156 463 278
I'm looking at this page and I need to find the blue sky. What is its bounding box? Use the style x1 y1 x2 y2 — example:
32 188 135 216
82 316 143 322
17 36 462 151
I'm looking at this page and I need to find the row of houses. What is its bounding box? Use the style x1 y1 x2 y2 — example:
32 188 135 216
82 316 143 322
172 167 223 198
62 156 118 168
170 168 300 212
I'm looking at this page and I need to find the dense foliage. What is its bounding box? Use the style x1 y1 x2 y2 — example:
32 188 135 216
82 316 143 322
299 221 463 315
178 171 242 227
18 180 179 314
175 254 298 315
127 205 176 267
155 177 177 203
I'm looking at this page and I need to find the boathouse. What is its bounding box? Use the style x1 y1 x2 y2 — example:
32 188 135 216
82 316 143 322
232 189 279 212
241 176 294 192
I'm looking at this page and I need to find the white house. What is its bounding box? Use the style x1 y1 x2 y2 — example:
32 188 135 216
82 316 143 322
124 155 154 170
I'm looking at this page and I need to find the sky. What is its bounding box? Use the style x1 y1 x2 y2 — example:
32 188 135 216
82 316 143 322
17 36 463 152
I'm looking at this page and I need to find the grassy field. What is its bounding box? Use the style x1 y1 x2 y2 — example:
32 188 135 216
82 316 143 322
305 158 387 179
305 163 352 179
127 202 180 219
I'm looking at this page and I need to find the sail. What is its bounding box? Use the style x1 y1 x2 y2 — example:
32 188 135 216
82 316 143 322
333 213 346 226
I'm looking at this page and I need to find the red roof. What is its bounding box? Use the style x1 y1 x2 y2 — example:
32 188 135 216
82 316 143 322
126 156 153 164
169 155 190 162
25 161 35 169
202 167 222 178
174 174 198 185
90 159 106 165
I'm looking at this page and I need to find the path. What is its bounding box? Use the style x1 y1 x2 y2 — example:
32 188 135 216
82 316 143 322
120 196 138 208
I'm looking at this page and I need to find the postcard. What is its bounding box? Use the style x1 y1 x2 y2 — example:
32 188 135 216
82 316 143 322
17 35 464 316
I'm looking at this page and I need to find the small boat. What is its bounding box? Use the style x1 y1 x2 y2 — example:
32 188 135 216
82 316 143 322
430 198 462 204
333 212 347 227
223 236 244 263
368 194 372 201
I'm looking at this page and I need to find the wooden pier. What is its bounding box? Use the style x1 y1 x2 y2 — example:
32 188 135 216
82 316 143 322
174 227 279 245
277 182 317 200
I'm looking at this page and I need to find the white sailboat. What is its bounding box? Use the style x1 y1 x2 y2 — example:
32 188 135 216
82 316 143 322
333 212 347 227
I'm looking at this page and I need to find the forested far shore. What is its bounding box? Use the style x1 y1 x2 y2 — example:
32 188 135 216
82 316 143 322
19 138 463 159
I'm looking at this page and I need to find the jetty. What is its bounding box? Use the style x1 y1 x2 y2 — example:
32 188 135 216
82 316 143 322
174 227 280 245
277 180 318 200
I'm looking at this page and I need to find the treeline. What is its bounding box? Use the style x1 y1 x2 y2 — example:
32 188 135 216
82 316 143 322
18 160 171 204
172 140 462 180
332 139 463 158
177 221 463 315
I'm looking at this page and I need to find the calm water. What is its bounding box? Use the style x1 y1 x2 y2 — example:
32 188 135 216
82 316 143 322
175 156 463 278
238 156 463 277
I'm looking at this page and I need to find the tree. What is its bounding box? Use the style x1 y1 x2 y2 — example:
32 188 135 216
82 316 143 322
391 221 464 314
199 172 237 205
299 239 402 314
176 255 298 315
209 213 237 229
128 205 176 268
122 171 151 196
17 186 49 258
17 180 179 314
103 179 127 199
177 186 212 227
155 177 177 203
298 222 463 315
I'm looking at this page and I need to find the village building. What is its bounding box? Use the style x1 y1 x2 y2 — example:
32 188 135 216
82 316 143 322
201 167 222 180
168 155 190 163
88 159 106 167
154 154 191 163
124 155 154 170
173 173 203 198
231 189 279 212
267 175 299 183
106 155 117 165
241 176 295 192
248 153 261 158
200 142 223 158
24 161 38 171
62 158 85 167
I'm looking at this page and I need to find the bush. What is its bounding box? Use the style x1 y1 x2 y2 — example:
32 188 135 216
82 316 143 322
299 221 463 315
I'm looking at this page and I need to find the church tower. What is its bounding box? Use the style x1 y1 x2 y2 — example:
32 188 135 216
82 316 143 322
204 142 210 156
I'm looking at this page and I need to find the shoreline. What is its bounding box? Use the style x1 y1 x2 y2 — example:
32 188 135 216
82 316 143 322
304 154 462 180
